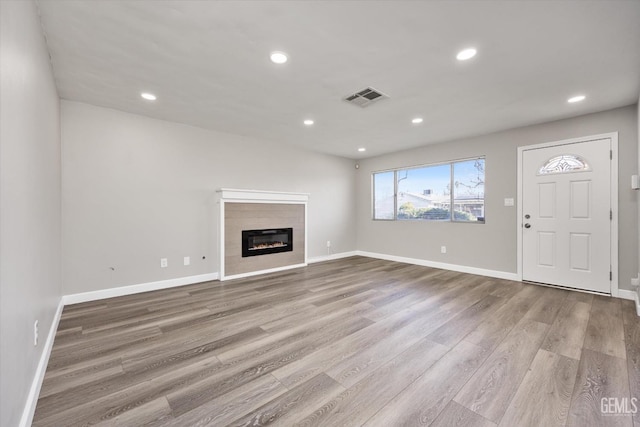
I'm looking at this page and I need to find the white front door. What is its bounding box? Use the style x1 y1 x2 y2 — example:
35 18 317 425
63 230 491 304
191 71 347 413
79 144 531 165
522 138 611 293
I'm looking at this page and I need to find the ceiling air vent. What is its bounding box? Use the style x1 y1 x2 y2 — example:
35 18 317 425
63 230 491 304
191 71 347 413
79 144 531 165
343 87 389 108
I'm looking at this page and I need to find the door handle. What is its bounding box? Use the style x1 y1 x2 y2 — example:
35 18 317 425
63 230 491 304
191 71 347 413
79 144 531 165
524 223 531 229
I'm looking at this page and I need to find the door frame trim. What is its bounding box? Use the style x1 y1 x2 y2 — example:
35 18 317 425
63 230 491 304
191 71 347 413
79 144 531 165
516 132 619 296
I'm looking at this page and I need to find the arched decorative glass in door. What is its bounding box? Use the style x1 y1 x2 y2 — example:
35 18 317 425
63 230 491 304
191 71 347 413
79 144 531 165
537 154 591 175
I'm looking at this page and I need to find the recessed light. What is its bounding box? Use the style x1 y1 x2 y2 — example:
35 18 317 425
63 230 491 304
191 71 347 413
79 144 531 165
567 95 586 103
140 92 157 101
270 51 288 64
358 147 366 152
412 117 424 124
303 119 314 126
456 48 477 61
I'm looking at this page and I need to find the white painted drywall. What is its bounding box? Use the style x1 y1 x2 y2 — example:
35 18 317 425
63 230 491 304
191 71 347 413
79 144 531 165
0 1 62 426
356 105 638 291
61 101 357 294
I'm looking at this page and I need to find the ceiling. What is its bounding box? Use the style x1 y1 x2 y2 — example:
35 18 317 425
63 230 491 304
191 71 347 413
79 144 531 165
36 1 640 159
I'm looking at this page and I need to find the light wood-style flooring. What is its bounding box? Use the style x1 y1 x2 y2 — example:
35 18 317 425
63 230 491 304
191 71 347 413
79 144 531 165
33 256 640 426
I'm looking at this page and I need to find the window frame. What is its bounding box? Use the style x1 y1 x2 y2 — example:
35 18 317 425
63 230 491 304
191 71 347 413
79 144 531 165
372 170 396 221
372 156 486 224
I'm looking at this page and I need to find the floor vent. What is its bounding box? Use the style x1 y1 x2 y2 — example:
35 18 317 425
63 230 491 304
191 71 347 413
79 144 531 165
343 87 389 108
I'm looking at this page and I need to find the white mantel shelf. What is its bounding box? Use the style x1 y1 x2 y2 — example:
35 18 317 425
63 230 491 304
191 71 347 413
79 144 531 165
218 189 309 281
217 188 309 203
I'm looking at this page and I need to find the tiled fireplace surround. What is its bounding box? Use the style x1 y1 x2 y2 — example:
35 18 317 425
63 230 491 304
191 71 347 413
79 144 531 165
218 189 308 280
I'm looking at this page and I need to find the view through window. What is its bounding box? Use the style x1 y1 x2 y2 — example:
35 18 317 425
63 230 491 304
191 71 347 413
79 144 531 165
373 157 485 222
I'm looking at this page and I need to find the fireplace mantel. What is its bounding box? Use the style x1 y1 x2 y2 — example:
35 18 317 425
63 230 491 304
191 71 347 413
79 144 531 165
217 189 308 281
217 188 309 203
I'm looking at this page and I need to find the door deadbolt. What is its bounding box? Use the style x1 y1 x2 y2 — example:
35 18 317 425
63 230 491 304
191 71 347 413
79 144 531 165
524 214 530 219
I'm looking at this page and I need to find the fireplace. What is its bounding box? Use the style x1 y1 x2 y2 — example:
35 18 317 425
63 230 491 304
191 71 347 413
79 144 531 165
219 190 307 280
242 228 293 257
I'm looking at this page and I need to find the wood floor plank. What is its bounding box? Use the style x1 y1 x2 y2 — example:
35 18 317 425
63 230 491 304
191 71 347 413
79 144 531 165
498 349 579 427
454 318 549 423
324 314 440 388
567 349 632 427
362 286 444 321
541 299 591 360
160 289 309 334
488 279 526 299
464 284 546 351
51 325 82 340
92 396 173 427
622 317 640 427
79 306 212 336
319 281 483 390
226 373 344 427
157 297 312 346
620 299 637 326
293 337 449 426
565 290 595 304
303 279 375 306
583 296 626 360
271 306 417 388
38 335 226 416
38 358 123 398
121 326 266 373
37 353 122 383
33 354 221 426
215 302 374 363
259 299 375 334
431 401 497 427
32 256 637 426
427 294 506 347
165 374 288 427
524 286 570 324
47 326 163 371
164 316 373 417
364 340 490 426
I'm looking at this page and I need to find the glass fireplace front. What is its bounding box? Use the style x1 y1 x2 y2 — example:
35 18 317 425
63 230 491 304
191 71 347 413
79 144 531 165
242 228 293 257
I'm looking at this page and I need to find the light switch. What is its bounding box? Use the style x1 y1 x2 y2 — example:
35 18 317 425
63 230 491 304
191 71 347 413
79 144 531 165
504 198 515 207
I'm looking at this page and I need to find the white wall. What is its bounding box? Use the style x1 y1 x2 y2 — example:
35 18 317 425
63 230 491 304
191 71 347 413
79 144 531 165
0 1 62 426
356 105 638 291
61 101 357 294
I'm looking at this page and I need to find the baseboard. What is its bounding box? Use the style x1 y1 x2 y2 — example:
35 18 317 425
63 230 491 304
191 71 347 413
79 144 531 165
308 251 358 264
19 298 64 427
62 272 219 305
618 289 640 316
355 250 520 281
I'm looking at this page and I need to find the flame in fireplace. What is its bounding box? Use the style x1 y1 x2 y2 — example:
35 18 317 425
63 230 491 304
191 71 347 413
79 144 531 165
249 242 288 251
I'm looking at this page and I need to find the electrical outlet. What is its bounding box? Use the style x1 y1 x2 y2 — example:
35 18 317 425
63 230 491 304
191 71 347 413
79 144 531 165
441 246 447 254
327 241 331 248
160 258 168 268
184 256 190 266
34 320 39 346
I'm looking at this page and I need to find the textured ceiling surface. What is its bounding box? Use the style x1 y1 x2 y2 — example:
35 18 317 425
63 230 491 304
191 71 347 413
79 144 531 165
37 1 640 159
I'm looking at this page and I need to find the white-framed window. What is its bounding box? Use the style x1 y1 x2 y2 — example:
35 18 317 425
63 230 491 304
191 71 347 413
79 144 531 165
373 157 485 223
